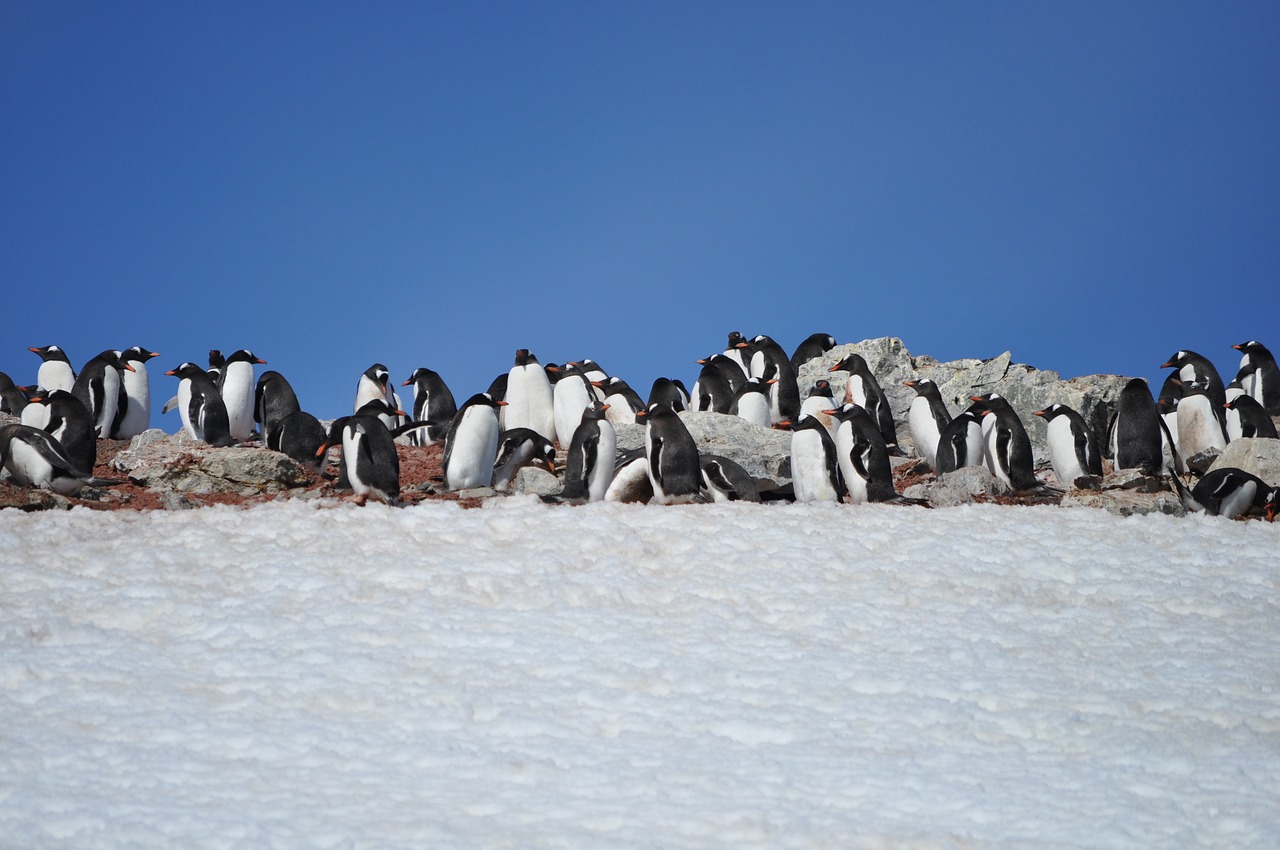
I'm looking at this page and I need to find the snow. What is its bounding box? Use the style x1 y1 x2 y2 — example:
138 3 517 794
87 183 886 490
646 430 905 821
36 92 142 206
1 500 1277 848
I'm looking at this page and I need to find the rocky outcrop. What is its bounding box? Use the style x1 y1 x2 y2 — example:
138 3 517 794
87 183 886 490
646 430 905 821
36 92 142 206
111 429 312 496
902 466 1010 507
615 411 792 493
1207 437 1280 485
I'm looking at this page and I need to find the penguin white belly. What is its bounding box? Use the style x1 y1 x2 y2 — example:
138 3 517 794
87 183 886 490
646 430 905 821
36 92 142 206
980 416 1001 479
1177 397 1226 458
723 348 748 377
354 376 384 413
38 362 75 394
221 363 256 439
603 395 638 427
505 365 556 444
749 350 767 380
20 404 50 430
1225 407 1244 443
554 380 592 451
833 424 869 504
800 397 836 433
790 430 837 503
118 365 152 438
6 441 79 494
845 375 868 408
1241 365 1259 400
1219 480 1257 519
604 456 650 502
907 397 941 469
736 395 772 428
586 423 617 502
1045 417 1086 486
177 381 199 440
447 410 500 490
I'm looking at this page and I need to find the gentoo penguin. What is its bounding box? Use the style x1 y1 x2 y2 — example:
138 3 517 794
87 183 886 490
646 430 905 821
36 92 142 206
442 393 506 491
730 377 774 428
829 353 897 451
1033 404 1102 487
113 346 159 439
0 372 29 416
1224 394 1278 440
699 353 747 395
1174 379 1226 461
552 363 596 449
699 454 761 502
1155 397 1182 475
71 350 134 439
790 333 837 373
799 380 839 433
27 345 76 393
743 335 800 423
934 402 987 475
22 389 97 476
1162 350 1227 426
492 428 557 493
272 410 327 473
1170 467 1278 520
504 350 557 444
690 359 735 414
355 398 405 432
402 368 457 446
217 350 266 440
1109 378 1168 475
1232 340 1280 414
317 415 400 503
0 424 101 496
254 371 302 450
777 416 842 503
639 401 704 504
722 331 751 378
904 379 952 471
355 363 393 413
164 362 234 447
557 402 617 503
647 377 688 412
206 350 225 381
593 376 646 426
972 394 1041 491
603 447 654 503
826 404 916 504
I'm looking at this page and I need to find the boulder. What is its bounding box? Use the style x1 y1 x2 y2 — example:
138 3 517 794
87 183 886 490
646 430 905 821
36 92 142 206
613 411 791 492
112 429 312 496
1208 437 1280 485
1060 489 1186 517
902 465 1010 508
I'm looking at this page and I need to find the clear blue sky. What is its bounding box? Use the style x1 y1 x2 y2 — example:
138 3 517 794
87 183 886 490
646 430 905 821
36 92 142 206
3 2 1278 422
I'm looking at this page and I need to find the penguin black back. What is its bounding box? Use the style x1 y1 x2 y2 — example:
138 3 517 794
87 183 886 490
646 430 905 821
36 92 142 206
255 371 302 450
1109 379 1164 475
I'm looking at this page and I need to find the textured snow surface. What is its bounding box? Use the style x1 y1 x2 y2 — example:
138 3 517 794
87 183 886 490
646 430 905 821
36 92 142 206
1 500 1278 849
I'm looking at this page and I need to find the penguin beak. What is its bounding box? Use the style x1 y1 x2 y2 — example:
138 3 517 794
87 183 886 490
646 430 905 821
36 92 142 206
591 380 604 387
122 362 136 372
696 359 707 365
1232 344 1243 351
533 457 555 474
255 357 267 365
968 395 985 403
401 378 412 387
1033 410 1046 417
903 380 916 387
821 408 839 416
1267 503 1276 522
315 443 330 459
164 369 177 377
735 342 749 349
496 400 508 407
766 379 778 385
827 364 840 373
1160 360 1175 369
772 420 793 430
600 404 611 411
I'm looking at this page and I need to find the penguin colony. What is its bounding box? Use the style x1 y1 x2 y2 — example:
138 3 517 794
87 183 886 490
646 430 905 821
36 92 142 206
1 336 1278 520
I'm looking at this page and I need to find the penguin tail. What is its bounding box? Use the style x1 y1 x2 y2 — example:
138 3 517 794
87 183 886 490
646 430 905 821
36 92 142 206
1167 467 1204 513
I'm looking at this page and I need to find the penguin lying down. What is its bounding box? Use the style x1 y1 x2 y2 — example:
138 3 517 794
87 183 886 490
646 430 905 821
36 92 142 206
0 424 124 497
1170 467 1278 521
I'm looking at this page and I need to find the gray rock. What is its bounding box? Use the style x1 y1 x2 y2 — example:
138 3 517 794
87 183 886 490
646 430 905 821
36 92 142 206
511 468 560 498
1061 490 1186 517
904 465 1010 508
1103 468 1167 494
1208 437 1280 485
677 411 791 491
454 486 497 500
0 486 75 512
1185 449 1222 476
112 431 312 496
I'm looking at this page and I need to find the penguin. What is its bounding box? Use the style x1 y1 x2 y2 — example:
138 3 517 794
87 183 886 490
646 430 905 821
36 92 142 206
829 353 897 451
401 368 457 447
113 346 159 439
317 415 400 503
1224 394 1278 441
0 424 101 496
743 335 800 423
825 404 917 504
557 401 617 503
790 332 837 373
799 380 839 434
27 345 76 393
272 410 327 473
442 393 506 491
903 379 953 471
1033 404 1102 487
777 416 842 503
217 350 266 440
730 377 774 428
492 428 557 493
934 402 987 475
1170 467 1278 520
355 398 406 432
972 394 1042 491
1155 397 1183 475
1232 340 1280 414
603 447 654 503
1111 378 1172 478
647 377 688 412
1174 379 1227 461
0 372 29 416
254 371 302 450
699 353 747 395
552 363 596 449
639 401 704 504
206 350 225 381
22 389 97 476
1162 350 1227 426
355 363 393 413
593 376 647 426
698 454 761 503
71 350 133 439
722 331 751 377
690 359 735 414
164 362 234 447
504 350 557 444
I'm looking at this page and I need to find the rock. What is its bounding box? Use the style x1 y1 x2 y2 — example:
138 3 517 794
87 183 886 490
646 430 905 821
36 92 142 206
1103 468 1167 494
903 465 1010 508
1061 489 1186 517
1208 437 1280 485
454 486 497 500
1185 449 1222 476
160 491 198 510
112 430 312 496
677 411 792 491
511 468 560 498
0 484 74 512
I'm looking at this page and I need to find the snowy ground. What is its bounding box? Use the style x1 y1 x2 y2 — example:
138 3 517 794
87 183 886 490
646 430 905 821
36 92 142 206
1 500 1277 849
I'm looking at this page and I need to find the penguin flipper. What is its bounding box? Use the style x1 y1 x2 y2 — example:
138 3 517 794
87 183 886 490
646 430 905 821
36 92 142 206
162 395 180 414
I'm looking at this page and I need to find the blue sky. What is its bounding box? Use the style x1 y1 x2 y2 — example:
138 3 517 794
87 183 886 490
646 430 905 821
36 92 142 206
3 3 1278 422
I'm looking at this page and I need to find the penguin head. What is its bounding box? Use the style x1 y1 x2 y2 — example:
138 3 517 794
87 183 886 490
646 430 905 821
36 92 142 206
513 349 540 367
121 346 160 364
726 331 747 349
1264 489 1278 522
1032 404 1068 421
91 350 134 372
165 362 206 380
1161 350 1204 369
582 401 610 421
226 349 267 366
808 380 834 398
1232 340 1269 355
904 378 937 395
402 367 444 387
28 345 70 363
362 364 390 387
208 350 225 369
829 353 869 376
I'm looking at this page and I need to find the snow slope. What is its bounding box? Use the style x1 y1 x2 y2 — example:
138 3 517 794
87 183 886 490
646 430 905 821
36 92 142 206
1 500 1277 848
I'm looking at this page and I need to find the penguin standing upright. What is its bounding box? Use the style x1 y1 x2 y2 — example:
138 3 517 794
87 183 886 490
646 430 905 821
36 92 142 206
799 380 839 433
699 353 747 395
0 372 30 416
647 378 688 412
722 331 750 378
558 401 617 503
504 350 557 444
165 362 234 447
639 401 704 504
690 359 735 414
829 353 897 451
217 350 266 440
442 393 506 491
826 404 902 504
1033 404 1102 487
1232 340 1280 414
401 368 457 446
254 371 302 449
28 345 76 393
1162 350 1227 426
317 415 400 503
778 415 842 503
552 363 596 449
934 402 987 475
492 428 557 493
206 350 225 381
973 394 1041 491
790 333 837 373
903 379 952 471
593 376 646 426
743 335 800 423
1110 378 1170 475
113 346 159 439
0 424 97 496
355 364 393 413
730 377 774 428
72 350 133 439
22 389 97 476
1224 394 1279 440
1170 467 1278 520
1174 380 1227 460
